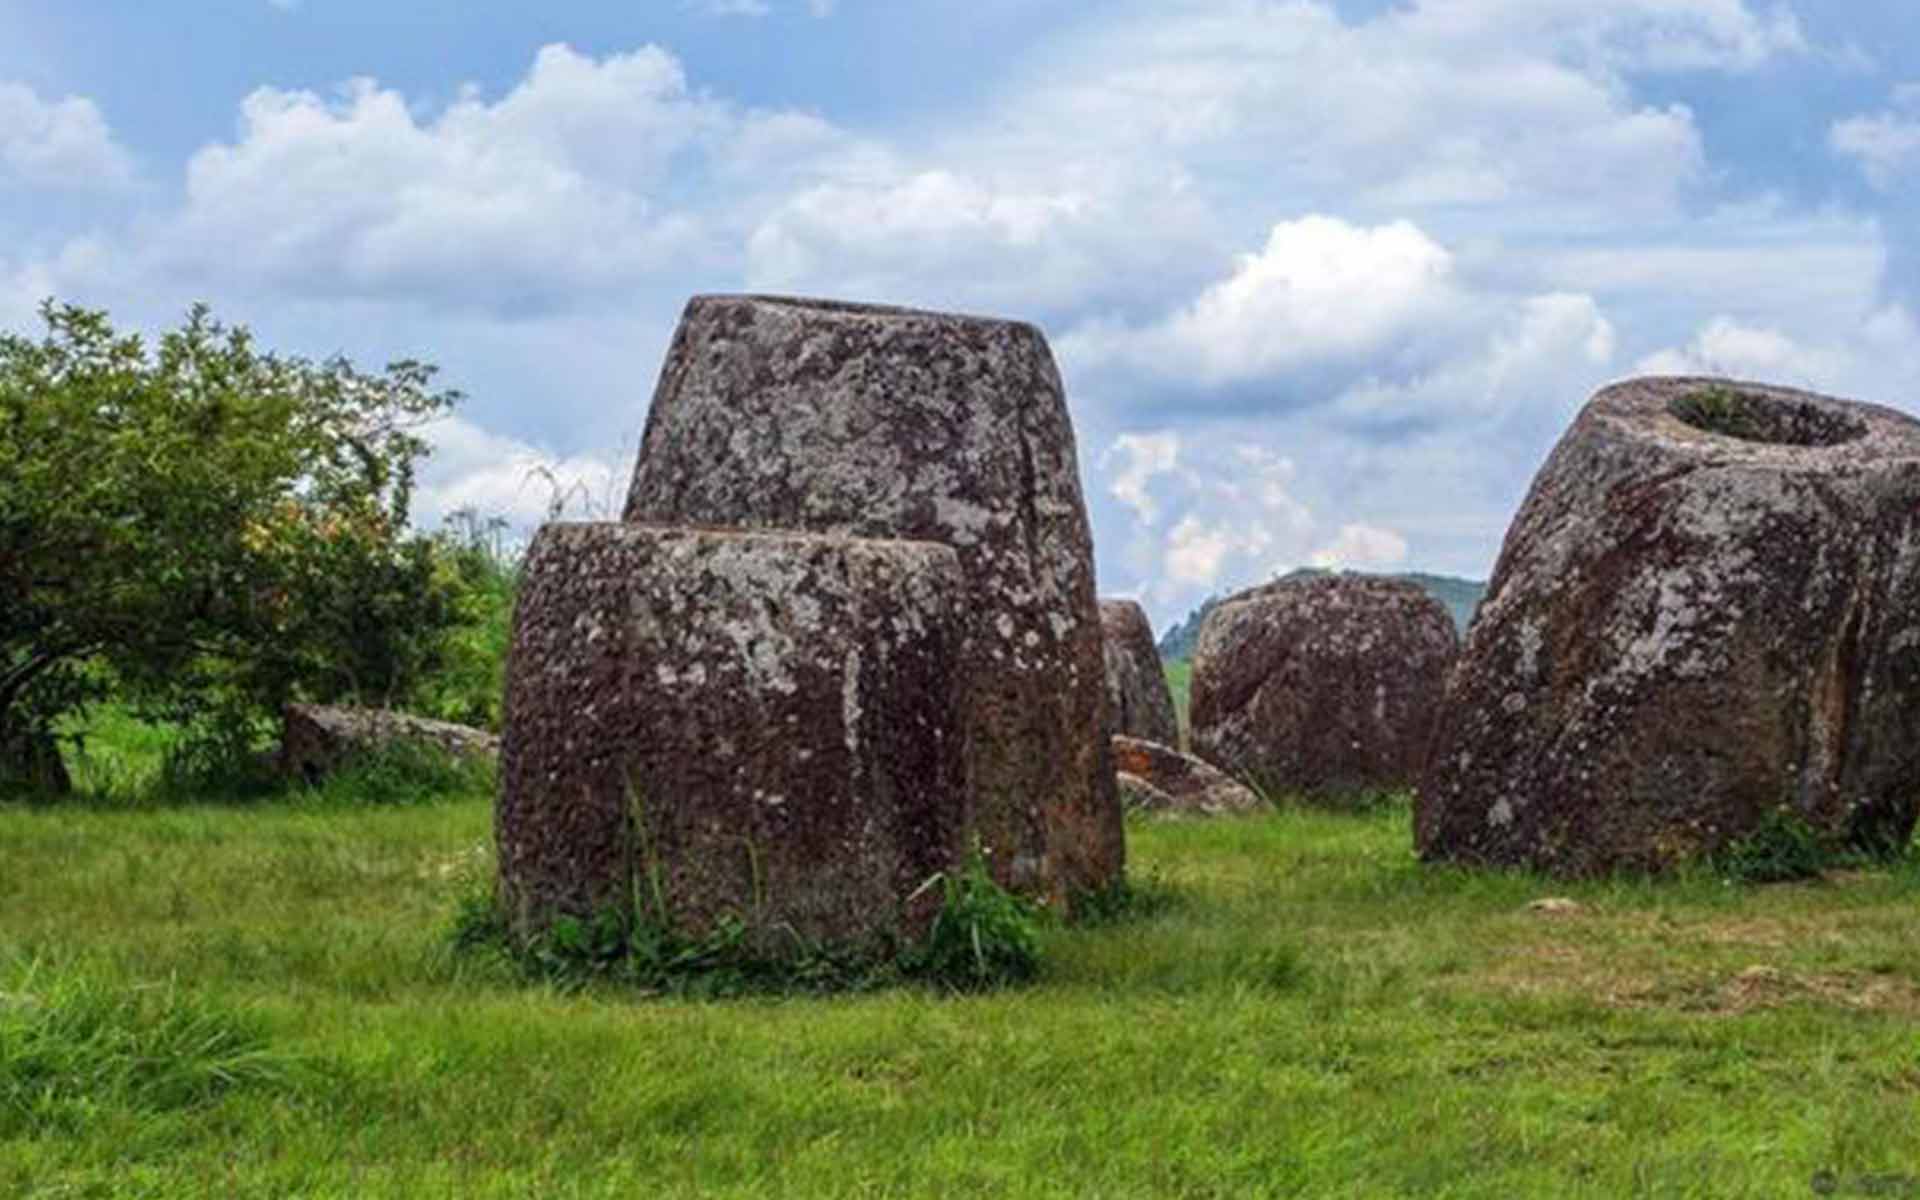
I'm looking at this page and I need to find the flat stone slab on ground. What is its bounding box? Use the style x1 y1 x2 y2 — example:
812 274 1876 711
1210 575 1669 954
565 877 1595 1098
280 703 499 784
1111 735 1265 817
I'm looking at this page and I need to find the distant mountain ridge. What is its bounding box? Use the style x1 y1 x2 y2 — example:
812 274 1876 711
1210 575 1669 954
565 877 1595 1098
1155 568 1488 660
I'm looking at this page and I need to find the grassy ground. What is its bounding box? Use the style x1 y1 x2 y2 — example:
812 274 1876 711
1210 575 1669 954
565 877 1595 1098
1163 659 1191 748
4 769 1918 1197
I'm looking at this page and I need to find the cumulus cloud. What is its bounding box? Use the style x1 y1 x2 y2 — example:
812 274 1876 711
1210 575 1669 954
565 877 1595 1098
1059 216 1462 387
148 44 860 310
1162 217 1456 384
1632 306 1920 400
0 82 134 189
744 168 1101 309
1102 431 1180 524
1310 523 1410 571
1390 0 1806 73
413 415 626 531
974 0 1713 225
1830 82 1920 190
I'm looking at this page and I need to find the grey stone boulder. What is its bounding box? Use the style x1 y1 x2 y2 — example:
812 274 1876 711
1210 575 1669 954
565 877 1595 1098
1100 598 1180 747
279 703 499 784
1417 376 1920 876
496 522 971 952
622 294 1121 908
1111 735 1264 817
1191 574 1457 802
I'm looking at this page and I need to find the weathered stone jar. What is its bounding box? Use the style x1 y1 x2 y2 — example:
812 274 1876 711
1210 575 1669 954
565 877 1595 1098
623 294 1122 905
495 523 970 952
1099 598 1180 748
1418 376 1920 876
1190 574 1457 802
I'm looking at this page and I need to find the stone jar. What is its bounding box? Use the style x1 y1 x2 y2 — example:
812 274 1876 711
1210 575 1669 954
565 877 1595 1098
1418 376 1920 876
622 294 1122 907
1191 574 1457 802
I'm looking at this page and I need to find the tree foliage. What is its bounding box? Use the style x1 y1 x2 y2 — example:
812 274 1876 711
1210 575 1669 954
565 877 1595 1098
0 300 466 787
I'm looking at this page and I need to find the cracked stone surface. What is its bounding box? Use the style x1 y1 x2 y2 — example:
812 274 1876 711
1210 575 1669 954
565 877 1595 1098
1417 376 1920 876
496 522 970 950
1191 574 1457 802
1100 598 1179 747
623 294 1121 906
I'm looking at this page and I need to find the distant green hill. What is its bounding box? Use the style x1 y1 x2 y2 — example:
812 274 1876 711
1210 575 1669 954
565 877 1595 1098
1155 568 1487 660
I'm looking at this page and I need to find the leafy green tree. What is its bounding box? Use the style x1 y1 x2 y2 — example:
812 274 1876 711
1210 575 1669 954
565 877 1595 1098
0 300 465 790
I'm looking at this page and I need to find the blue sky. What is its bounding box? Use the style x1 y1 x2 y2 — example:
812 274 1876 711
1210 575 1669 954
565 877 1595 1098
4 0 1918 631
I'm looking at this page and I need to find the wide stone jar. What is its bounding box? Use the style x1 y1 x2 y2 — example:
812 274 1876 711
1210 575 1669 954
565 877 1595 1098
1418 376 1920 876
495 523 970 952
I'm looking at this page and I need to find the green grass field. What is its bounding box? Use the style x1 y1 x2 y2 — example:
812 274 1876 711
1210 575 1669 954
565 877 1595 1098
1163 659 1191 747
5 765 1918 1198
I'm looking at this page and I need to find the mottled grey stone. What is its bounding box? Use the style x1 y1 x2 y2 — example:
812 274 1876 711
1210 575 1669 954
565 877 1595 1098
496 522 970 951
1100 598 1180 747
1418 376 1920 876
1111 735 1264 817
1191 574 1457 802
622 294 1121 907
280 703 499 784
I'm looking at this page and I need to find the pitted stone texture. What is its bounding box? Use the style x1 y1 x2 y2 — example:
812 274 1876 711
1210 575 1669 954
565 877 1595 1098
1418 376 1920 877
622 294 1121 906
496 522 970 951
280 704 499 784
1111 735 1264 817
1100 599 1179 747
1191 575 1458 801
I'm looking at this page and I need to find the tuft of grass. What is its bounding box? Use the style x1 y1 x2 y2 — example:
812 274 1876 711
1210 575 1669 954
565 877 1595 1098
1670 384 1764 441
0 955 310 1136
901 851 1045 991
1711 806 1841 884
451 849 1050 997
295 738 496 809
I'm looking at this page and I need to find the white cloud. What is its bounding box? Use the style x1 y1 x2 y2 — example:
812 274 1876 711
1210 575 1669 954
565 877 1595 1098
414 415 626 530
1165 217 1456 383
1102 431 1179 524
1164 516 1240 587
1310 523 1410 571
689 0 771 15
745 168 1098 308
0 82 134 189
1061 215 1462 386
148 44 862 310
979 0 1714 223
1635 316 1845 385
1390 0 1806 73
1831 82 1920 190
1631 303 1920 406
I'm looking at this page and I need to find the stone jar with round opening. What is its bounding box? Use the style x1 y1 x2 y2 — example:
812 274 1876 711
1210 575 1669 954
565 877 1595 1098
1418 376 1920 876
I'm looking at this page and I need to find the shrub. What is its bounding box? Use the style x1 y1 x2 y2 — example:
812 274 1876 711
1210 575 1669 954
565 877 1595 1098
1712 806 1833 883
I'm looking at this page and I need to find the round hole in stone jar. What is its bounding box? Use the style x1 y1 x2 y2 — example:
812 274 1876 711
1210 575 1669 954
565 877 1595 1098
1667 384 1867 447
